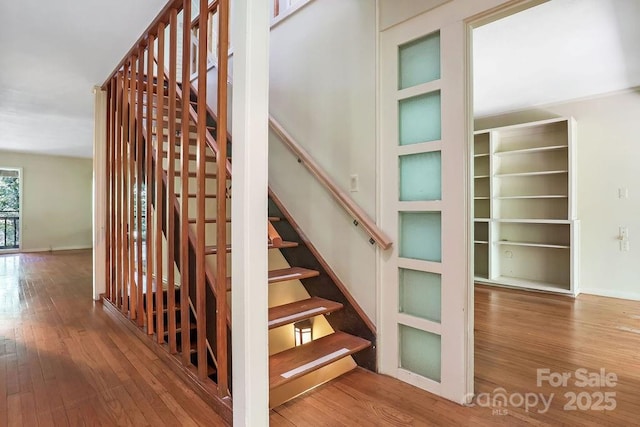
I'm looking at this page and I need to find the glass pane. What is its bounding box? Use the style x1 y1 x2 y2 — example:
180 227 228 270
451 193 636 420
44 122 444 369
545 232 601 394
399 269 441 323
399 32 441 89
399 212 442 262
400 151 442 201
399 91 441 145
399 325 441 382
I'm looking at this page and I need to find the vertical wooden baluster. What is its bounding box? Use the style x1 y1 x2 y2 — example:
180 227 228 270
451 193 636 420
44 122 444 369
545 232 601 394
196 0 209 380
180 0 192 366
146 35 156 335
105 82 112 301
129 56 138 320
167 9 178 354
156 24 166 343
136 48 145 327
216 0 230 395
114 73 122 308
111 77 118 303
122 62 130 314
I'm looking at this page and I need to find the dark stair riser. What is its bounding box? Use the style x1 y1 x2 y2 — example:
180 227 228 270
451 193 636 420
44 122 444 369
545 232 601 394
267 197 376 372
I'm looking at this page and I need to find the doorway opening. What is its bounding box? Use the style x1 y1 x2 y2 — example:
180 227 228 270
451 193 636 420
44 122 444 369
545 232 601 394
0 168 21 251
470 0 640 418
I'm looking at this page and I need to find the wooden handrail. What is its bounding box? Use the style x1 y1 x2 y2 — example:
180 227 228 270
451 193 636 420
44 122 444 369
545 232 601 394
267 220 283 246
269 116 393 250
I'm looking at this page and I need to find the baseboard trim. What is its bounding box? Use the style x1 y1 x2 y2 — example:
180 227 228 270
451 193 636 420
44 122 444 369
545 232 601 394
579 288 640 302
22 245 93 253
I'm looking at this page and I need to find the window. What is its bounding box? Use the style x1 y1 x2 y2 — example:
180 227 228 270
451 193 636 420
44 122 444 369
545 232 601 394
0 169 20 250
272 0 313 24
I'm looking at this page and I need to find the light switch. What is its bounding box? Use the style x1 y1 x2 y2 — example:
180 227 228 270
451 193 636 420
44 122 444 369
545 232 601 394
350 174 359 192
619 188 629 199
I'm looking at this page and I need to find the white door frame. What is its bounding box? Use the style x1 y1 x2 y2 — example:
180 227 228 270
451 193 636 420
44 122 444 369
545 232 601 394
377 0 534 405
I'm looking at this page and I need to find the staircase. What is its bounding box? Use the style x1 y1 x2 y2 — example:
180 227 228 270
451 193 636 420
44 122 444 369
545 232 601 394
121 74 375 405
103 0 376 415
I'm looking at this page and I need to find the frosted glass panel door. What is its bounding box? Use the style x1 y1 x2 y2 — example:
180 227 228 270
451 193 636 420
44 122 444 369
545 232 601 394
379 2 473 404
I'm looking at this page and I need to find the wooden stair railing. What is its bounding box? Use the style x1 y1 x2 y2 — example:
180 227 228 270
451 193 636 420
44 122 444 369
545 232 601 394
269 116 393 250
103 0 233 410
103 0 381 414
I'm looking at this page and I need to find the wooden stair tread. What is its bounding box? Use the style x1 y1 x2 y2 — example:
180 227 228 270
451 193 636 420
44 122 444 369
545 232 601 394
224 266 319 291
268 216 281 222
268 267 319 284
175 192 217 198
188 218 231 224
268 297 343 329
205 241 298 255
175 171 217 178
269 331 370 389
161 150 215 161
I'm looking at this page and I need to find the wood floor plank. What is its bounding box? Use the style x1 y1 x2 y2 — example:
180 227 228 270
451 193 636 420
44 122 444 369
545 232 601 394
0 250 228 426
271 284 640 426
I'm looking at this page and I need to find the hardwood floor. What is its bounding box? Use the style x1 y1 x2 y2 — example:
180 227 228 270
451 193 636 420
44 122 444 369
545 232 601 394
272 285 640 426
3 251 640 425
0 250 227 426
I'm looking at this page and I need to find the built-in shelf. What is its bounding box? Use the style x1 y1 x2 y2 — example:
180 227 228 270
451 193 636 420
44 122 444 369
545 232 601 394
495 170 568 178
494 144 568 156
494 195 568 200
491 276 572 294
496 240 569 249
472 117 578 295
494 219 571 224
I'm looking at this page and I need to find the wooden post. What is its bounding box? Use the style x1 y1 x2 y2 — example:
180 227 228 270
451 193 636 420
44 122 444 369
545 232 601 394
104 84 112 301
146 36 156 334
114 73 123 308
215 0 230 396
195 0 209 380
155 24 166 342
136 49 146 326
128 55 138 320
180 0 193 366
121 62 130 314
167 9 179 354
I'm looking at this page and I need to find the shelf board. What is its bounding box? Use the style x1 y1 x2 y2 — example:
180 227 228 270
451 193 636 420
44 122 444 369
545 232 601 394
494 145 568 156
474 153 490 158
494 219 570 224
494 170 568 178
496 240 569 249
474 174 490 179
474 218 490 222
495 195 568 200
474 240 489 244
474 196 490 200
492 276 572 293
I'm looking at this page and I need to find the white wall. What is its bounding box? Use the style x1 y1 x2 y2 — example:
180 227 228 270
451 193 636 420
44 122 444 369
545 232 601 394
379 0 450 30
268 0 378 321
0 150 93 252
475 88 640 300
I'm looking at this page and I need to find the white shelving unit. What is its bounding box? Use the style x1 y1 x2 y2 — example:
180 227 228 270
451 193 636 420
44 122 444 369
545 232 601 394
473 117 579 295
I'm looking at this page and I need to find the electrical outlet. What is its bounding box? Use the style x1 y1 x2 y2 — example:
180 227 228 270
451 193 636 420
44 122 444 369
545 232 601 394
620 226 629 240
349 174 359 192
621 240 630 252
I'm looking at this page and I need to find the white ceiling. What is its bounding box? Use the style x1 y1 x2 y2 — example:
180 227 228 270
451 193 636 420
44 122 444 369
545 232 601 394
0 0 167 158
1 0 638 157
474 0 640 117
